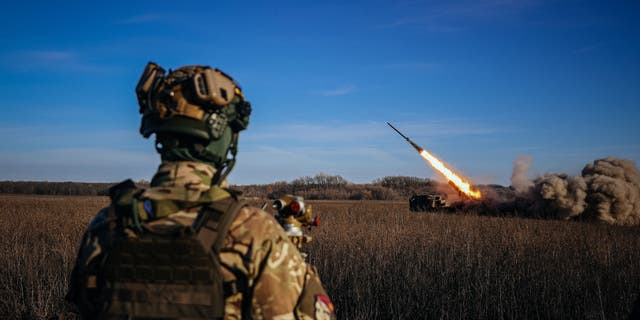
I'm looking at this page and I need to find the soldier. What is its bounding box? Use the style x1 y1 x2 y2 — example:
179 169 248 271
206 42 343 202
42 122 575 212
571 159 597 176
66 63 335 320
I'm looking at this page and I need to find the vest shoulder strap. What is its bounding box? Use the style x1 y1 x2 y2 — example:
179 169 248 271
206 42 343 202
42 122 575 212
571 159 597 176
195 194 248 256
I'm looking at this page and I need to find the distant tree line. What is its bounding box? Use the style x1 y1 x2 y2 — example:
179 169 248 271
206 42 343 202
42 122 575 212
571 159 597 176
235 173 442 200
0 174 445 200
0 181 115 196
0 181 151 196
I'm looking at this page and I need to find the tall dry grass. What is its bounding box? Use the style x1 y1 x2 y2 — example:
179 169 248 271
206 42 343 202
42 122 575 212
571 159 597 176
307 201 640 319
0 195 639 319
0 195 106 319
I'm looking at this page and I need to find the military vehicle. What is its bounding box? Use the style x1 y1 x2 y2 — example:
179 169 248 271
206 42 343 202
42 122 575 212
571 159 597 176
409 194 449 211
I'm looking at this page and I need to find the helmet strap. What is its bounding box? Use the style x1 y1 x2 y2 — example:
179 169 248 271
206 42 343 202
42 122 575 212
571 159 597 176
213 132 239 185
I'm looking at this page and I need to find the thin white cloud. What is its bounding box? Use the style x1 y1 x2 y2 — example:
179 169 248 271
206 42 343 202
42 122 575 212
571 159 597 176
434 0 539 19
314 85 356 96
4 50 112 73
377 0 540 30
243 120 505 145
115 13 165 24
514 145 640 155
243 122 384 143
376 18 463 32
0 126 143 148
24 50 76 61
0 148 157 182
572 43 601 54
0 148 155 166
381 62 436 70
231 144 406 184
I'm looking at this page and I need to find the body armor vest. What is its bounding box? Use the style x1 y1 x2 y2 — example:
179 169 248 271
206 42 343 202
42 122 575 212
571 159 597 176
92 181 246 319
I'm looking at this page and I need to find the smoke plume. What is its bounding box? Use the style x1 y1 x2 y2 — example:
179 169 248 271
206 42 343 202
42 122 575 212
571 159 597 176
505 156 640 225
530 174 587 220
582 157 640 225
511 155 534 194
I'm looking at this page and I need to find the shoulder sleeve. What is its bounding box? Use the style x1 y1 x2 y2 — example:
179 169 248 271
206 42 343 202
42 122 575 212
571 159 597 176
221 206 335 320
66 207 113 316
294 264 336 320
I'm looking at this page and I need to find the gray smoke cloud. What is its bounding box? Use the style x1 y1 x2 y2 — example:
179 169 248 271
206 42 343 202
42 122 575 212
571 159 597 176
507 156 640 225
511 155 534 194
582 158 640 225
530 174 587 220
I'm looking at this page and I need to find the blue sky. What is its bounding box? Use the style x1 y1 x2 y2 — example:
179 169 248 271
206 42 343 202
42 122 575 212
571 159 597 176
0 0 638 185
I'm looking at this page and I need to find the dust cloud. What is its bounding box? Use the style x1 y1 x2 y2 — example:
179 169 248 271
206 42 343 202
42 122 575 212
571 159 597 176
506 157 640 225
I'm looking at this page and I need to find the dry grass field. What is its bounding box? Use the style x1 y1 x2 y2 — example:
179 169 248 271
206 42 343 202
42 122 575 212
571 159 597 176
1 195 639 319
0 195 107 319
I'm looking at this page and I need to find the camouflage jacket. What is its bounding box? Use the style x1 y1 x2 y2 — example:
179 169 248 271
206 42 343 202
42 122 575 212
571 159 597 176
67 161 335 320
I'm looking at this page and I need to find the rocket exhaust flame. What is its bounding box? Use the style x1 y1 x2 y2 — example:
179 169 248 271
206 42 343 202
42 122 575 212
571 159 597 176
387 122 482 199
419 149 482 199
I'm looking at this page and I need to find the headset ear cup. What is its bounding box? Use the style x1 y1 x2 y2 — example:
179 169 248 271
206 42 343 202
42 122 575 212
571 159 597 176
237 101 252 117
229 101 251 132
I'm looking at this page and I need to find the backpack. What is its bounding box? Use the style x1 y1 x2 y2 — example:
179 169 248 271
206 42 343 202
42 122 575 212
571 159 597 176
85 179 247 319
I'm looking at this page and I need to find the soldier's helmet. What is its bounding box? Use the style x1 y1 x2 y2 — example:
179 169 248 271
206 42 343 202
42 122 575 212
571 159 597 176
135 62 251 183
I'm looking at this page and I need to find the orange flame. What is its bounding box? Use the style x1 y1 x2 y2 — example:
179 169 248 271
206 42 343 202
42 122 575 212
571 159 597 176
418 149 482 199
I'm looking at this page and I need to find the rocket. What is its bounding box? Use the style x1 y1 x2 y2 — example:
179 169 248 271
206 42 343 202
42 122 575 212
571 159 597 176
386 122 423 152
387 122 483 199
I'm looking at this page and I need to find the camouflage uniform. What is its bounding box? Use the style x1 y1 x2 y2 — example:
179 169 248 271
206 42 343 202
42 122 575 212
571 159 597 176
67 161 335 320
